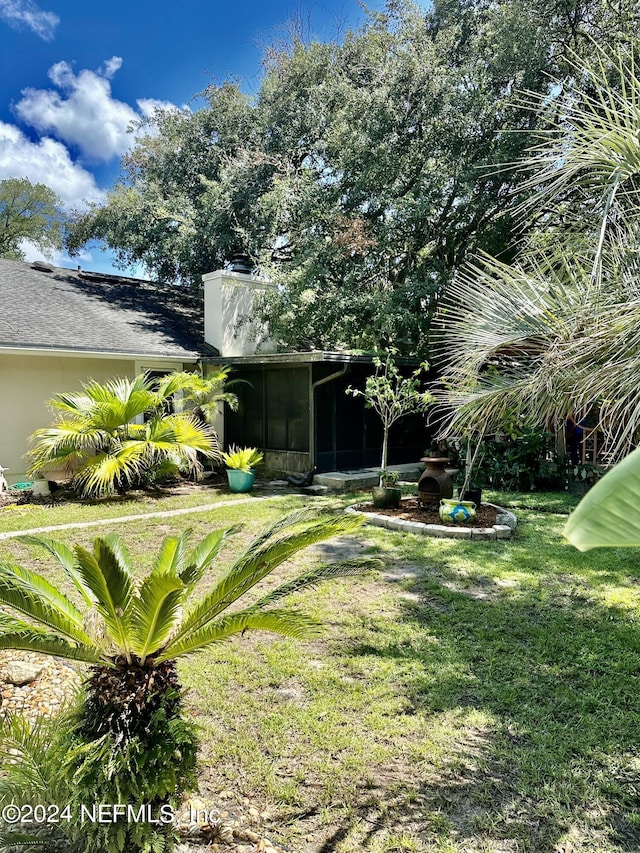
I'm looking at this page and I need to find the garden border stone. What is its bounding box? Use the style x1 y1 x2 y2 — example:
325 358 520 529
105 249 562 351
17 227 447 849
347 500 517 540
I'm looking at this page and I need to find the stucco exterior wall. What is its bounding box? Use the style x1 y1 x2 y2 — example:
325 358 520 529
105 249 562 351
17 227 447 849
0 353 137 482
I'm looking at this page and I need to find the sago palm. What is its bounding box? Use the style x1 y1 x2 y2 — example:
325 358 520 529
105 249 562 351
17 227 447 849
0 509 379 852
28 372 218 498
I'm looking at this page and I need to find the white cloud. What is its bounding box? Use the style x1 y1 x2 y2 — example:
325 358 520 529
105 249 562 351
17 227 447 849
15 58 183 163
137 98 180 118
15 58 140 162
98 57 123 80
18 239 93 267
0 0 58 40
0 121 103 209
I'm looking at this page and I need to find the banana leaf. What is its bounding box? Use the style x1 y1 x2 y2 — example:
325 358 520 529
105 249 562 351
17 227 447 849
564 446 640 551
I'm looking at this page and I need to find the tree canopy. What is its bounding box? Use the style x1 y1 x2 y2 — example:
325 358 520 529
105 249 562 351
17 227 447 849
66 0 640 354
0 177 63 260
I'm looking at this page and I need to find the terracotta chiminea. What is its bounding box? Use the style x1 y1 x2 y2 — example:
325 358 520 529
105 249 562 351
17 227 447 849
418 457 454 507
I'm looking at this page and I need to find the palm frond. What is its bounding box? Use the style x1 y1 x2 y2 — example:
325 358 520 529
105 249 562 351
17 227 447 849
71 444 148 497
101 532 134 577
27 423 110 472
129 574 185 660
179 525 242 590
253 557 383 607
50 389 94 414
158 608 319 662
0 611 40 633
235 507 320 560
157 368 239 420
0 562 85 627
0 564 94 645
145 413 218 457
0 630 102 663
73 543 132 654
151 530 193 576
173 513 364 642
517 45 640 220
435 235 640 460
19 536 94 606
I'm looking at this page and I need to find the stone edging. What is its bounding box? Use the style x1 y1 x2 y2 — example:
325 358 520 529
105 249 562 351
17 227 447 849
346 501 517 541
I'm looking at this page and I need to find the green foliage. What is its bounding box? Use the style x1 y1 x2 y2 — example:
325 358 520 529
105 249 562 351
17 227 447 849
0 510 380 667
564 445 640 551
65 83 256 286
222 445 264 471
0 510 380 853
157 367 239 424
64 0 639 353
28 372 218 498
0 712 86 852
0 177 63 260
0 698 196 853
347 353 432 481
446 427 562 492
437 45 640 463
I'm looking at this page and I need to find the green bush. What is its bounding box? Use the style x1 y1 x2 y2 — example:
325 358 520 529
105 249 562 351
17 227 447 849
446 427 562 492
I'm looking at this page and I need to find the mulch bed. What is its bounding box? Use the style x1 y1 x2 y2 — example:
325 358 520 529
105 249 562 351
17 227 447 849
358 497 500 526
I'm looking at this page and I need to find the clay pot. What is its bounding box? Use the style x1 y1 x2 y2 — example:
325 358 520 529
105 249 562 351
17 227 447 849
418 457 454 506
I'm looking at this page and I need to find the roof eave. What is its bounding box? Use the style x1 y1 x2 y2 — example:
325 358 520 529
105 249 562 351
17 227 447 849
202 350 420 366
0 344 202 361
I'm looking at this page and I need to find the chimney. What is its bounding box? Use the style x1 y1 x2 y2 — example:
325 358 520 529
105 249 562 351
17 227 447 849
202 261 276 357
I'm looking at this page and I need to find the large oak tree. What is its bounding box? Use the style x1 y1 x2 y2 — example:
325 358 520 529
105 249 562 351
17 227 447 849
66 0 639 354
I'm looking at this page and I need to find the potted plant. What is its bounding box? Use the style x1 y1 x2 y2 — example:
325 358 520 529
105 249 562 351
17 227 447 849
347 351 433 508
372 469 402 509
222 445 264 493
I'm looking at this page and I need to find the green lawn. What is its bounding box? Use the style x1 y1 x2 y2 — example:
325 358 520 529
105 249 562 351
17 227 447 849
0 483 272 535
1 488 639 853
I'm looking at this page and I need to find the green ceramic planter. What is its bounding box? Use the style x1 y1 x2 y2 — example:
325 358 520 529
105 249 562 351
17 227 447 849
439 498 477 524
372 486 402 509
226 468 256 493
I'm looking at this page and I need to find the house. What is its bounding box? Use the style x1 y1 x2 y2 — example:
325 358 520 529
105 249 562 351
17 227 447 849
0 258 216 482
0 257 427 482
200 266 427 474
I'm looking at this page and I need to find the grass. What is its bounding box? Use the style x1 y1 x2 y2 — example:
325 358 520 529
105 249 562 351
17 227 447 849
0 483 275 535
1 487 639 852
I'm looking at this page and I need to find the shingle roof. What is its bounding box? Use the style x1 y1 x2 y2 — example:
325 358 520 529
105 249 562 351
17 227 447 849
0 259 217 359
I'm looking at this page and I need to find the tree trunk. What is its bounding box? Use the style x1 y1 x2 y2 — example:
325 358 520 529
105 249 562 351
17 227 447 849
380 425 389 486
71 660 197 853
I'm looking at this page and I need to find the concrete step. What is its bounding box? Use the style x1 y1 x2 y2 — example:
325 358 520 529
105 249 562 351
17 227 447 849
314 462 425 492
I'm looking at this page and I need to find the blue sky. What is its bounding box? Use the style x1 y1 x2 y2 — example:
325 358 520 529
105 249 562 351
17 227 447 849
0 0 382 274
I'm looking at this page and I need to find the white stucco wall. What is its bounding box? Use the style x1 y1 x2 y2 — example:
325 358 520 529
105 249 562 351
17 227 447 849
0 353 190 482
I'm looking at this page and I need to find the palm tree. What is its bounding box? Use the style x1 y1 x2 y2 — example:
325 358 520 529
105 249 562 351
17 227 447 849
157 367 240 425
28 372 218 498
0 509 379 852
435 44 640 461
